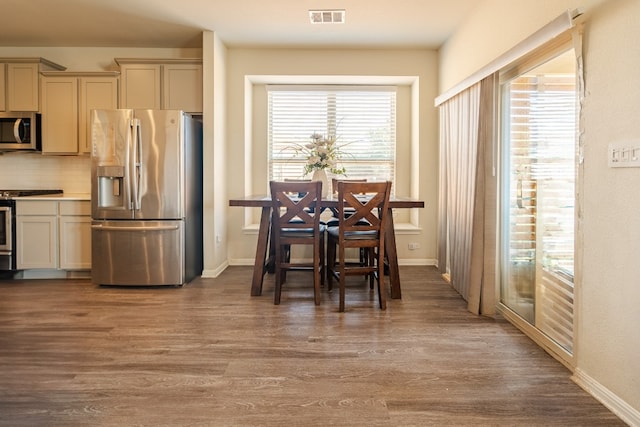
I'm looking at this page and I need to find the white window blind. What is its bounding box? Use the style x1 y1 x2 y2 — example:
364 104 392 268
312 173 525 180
268 86 396 183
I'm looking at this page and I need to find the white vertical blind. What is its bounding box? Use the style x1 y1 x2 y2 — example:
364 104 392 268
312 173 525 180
268 86 396 183
438 81 481 301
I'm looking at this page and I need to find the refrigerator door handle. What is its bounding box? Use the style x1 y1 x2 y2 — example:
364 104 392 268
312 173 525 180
91 224 180 232
131 118 142 211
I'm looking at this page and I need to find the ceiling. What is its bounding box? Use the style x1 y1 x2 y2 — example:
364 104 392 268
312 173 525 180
1 0 481 49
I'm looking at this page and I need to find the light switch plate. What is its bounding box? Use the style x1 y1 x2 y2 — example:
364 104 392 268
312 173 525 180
608 140 640 168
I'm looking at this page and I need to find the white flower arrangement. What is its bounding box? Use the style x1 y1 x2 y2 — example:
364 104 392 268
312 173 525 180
290 133 347 176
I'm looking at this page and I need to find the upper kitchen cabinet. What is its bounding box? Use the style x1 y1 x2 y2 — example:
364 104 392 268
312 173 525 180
0 64 5 111
0 58 66 112
116 58 202 113
79 75 119 153
118 62 161 110
40 72 119 154
163 63 203 113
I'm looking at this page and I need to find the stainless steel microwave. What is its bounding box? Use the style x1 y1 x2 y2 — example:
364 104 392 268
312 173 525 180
0 112 41 151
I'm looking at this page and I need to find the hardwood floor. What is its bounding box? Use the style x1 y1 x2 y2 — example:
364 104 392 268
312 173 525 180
0 266 624 426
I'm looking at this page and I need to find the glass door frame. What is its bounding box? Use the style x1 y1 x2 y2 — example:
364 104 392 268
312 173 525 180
496 36 580 370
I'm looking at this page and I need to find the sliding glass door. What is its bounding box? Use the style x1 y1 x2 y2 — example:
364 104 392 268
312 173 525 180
500 49 577 354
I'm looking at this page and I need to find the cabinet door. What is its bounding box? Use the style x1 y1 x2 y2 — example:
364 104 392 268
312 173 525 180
163 64 203 113
120 64 161 109
17 215 58 269
59 215 91 270
0 64 5 111
7 63 39 111
79 77 118 153
41 76 79 154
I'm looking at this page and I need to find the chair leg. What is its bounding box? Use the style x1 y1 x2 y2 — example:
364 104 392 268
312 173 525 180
360 248 368 281
320 234 326 288
339 273 346 312
313 267 321 305
368 248 375 290
274 246 283 305
314 241 321 306
338 246 346 313
326 236 335 291
377 251 387 310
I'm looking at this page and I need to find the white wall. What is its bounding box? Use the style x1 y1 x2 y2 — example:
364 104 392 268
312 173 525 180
439 0 640 421
578 0 640 418
201 31 229 277
224 48 439 266
438 0 607 94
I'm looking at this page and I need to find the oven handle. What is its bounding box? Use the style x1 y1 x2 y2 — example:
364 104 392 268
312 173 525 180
0 206 11 251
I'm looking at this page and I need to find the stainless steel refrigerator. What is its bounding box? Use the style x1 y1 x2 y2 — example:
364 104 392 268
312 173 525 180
90 109 203 286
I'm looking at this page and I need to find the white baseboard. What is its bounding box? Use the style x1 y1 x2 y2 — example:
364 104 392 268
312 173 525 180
201 260 229 278
399 258 437 266
572 368 640 426
228 258 261 266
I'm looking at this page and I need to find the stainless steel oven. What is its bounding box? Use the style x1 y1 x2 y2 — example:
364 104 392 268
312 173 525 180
0 199 16 271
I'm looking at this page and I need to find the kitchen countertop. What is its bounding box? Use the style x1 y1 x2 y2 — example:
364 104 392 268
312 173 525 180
14 193 91 201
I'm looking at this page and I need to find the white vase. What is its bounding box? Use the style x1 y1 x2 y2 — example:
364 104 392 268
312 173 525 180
311 169 329 197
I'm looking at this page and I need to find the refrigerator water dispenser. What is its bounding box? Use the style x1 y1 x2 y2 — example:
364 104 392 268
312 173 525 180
97 165 124 208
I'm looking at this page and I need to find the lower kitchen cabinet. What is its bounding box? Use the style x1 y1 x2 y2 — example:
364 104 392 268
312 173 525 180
59 202 92 269
16 200 91 270
16 203 58 269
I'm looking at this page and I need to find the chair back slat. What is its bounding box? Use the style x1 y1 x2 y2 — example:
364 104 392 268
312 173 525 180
336 181 391 236
270 181 322 228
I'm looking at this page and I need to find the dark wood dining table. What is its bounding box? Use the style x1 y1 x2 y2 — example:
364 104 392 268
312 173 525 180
229 194 425 300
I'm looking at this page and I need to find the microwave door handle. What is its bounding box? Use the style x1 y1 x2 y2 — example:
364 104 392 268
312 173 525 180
13 119 24 143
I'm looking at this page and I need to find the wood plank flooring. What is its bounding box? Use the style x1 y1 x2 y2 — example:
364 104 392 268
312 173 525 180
0 266 624 426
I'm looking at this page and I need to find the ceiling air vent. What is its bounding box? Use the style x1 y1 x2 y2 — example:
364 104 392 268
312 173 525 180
309 9 346 24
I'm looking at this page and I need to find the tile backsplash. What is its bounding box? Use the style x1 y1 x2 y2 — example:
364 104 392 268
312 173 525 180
0 153 91 194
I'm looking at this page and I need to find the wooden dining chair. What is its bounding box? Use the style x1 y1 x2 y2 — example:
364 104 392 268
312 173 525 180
270 180 325 305
326 181 392 312
328 178 369 273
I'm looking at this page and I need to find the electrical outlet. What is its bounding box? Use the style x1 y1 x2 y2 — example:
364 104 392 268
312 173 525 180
609 140 640 168
408 242 420 250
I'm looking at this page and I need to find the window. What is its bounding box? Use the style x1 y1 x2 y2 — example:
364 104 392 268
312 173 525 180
268 86 396 183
